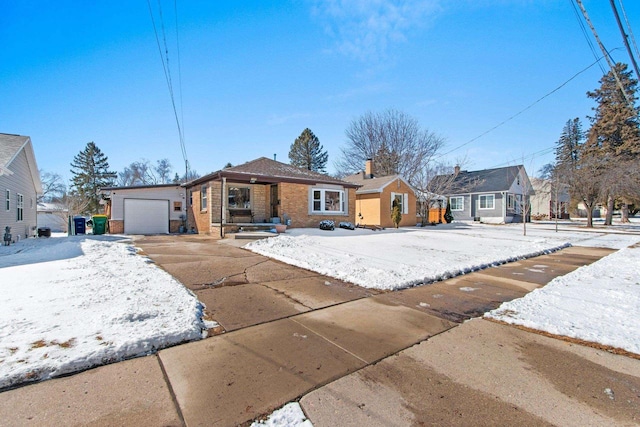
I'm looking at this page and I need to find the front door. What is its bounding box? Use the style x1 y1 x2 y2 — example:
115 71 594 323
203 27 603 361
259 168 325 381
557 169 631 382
270 185 279 219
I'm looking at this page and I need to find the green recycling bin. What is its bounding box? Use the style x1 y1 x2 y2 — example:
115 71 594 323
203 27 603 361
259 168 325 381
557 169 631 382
92 215 108 235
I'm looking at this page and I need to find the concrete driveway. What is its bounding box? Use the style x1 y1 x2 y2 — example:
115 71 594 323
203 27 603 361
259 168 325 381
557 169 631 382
1 235 637 427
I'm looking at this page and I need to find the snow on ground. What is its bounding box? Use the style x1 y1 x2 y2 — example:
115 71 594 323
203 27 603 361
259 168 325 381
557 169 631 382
486 243 640 355
246 222 640 291
0 234 204 390
251 402 312 427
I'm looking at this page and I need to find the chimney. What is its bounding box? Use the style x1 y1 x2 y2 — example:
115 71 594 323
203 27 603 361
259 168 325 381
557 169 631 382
365 159 374 178
454 165 460 175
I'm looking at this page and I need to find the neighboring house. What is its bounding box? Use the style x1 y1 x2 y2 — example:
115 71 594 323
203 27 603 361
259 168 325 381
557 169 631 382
1 133 43 241
530 178 570 220
37 202 68 232
435 165 534 224
100 184 186 234
343 159 418 228
186 157 359 237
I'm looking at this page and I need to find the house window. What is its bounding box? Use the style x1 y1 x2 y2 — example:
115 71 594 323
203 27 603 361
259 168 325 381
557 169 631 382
189 190 193 206
173 201 182 212
5 190 9 211
391 192 408 214
228 187 251 209
449 196 464 211
479 194 495 210
200 185 207 211
312 189 345 213
16 193 24 221
507 194 515 209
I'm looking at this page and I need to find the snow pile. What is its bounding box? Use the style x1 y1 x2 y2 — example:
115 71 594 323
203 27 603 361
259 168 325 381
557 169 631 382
251 402 312 427
486 244 640 355
0 235 204 389
246 225 571 290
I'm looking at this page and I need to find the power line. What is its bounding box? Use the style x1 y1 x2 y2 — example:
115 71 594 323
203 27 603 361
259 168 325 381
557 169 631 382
610 0 640 79
569 0 606 74
437 54 611 158
574 0 634 109
147 0 189 177
617 0 640 65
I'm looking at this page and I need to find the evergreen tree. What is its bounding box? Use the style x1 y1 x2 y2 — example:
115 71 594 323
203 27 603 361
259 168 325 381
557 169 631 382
289 128 328 173
555 118 583 172
586 63 640 157
391 204 402 228
444 201 454 223
585 63 640 225
70 142 116 214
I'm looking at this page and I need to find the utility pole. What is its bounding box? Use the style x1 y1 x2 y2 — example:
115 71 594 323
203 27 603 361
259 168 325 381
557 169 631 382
575 0 635 109
609 0 640 79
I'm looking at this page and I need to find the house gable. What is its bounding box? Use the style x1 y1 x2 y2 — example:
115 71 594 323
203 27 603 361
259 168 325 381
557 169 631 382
1 133 42 240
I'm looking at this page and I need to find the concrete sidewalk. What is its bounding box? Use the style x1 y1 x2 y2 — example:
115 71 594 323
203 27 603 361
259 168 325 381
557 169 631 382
1 240 636 426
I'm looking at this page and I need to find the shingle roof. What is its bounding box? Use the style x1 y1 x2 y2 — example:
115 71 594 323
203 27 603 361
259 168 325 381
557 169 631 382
435 165 529 195
343 172 407 194
189 157 359 188
0 133 30 173
0 133 43 193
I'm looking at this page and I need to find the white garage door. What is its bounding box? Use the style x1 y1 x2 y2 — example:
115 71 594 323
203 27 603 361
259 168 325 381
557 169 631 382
124 199 169 234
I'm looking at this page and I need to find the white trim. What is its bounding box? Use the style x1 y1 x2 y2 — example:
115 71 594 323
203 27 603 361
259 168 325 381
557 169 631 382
200 184 208 212
310 187 346 214
478 194 495 210
450 196 464 211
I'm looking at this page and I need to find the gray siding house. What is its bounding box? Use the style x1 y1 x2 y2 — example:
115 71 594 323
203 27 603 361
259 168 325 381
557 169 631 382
435 165 534 224
1 134 43 241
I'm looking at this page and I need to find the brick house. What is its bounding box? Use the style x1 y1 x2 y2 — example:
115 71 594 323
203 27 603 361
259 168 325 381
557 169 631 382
186 157 360 238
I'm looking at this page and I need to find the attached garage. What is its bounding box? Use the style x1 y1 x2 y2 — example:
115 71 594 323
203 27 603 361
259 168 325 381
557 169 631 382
124 198 169 234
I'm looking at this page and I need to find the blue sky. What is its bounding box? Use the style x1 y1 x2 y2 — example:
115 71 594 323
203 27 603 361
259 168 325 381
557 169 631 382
2 0 639 183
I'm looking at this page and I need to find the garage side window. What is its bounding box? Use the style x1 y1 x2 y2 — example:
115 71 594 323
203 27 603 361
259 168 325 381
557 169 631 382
200 185 207 211
174 201 182 212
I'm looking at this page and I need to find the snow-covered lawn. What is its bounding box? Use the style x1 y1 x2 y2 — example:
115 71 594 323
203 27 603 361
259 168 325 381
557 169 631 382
247 221 640 356
486 244 640 355
0 235 205 390
246 222 639 291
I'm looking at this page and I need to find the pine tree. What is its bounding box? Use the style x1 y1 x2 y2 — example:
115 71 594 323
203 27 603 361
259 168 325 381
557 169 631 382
391 204 402 228
586 63 640 157
584 63 640 225
70 142 116 215
444 202 454 223
289 128 328 173
555 118 583 172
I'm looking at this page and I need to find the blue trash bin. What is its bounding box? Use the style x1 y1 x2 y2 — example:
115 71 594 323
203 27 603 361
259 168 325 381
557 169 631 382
73 217 86 235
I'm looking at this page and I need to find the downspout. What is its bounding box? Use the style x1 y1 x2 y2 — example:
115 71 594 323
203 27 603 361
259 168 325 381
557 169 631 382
502 191 506 222
221 177 226 239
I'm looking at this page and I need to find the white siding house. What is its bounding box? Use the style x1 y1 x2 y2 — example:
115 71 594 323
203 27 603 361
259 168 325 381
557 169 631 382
1 134 43 242
100 184 186 234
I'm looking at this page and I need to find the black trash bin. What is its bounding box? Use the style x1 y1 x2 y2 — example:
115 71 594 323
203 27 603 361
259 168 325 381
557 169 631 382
37 227 51 237
73 217 86 235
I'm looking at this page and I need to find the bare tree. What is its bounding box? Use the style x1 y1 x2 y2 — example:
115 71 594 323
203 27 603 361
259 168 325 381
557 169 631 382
38 170 66 203
118 158 173 186
335 109 445 183
156 159 172 184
